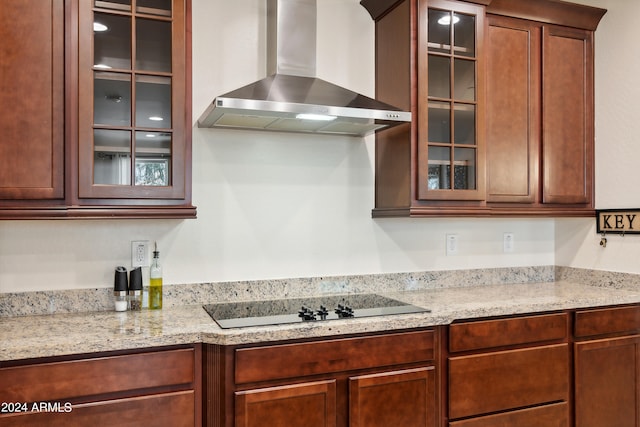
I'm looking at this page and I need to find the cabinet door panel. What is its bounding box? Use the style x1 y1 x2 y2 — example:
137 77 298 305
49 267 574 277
0 348 195 403
417 0 486 202
448 344 569 419
77 0 188 201
0 0 64 200
575 335 640 427
0 390 195 427
486 16 539 203
235 380 336 427
542 25 593 204
449 313 567 353
575 305 640 338
349 367 436 427
235 330 435 384
449 401 568 427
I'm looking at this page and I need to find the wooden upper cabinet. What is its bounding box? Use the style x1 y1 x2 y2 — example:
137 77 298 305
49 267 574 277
364 0 605 217
76 0 194 214
0 0 195 219
486 16 540 204
542 25 593 205
486 14 595 210
418 0 486 202
0 0 64 202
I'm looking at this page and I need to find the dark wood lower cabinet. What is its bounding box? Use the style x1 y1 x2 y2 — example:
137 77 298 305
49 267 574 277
0 345 201 426
350 367 436 427
448 402 568 427
204 329 438 427
448 344 569 420
573 305 640 427
446 313 570 426
0 391 195 427
235 380 336 427
575 334 640 427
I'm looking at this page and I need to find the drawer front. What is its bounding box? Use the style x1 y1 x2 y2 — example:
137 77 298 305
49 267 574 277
575 305 640 338
0 348 195 403
449 402 568 427
449 313 568 353
0 390 194 427
448 344 569 420
235 330 434 384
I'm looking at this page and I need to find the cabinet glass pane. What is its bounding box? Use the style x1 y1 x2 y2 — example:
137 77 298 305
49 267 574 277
454 59 475 101
94 129 131 185
94 0 131 12
93 13 131 70
428 10 451 54
428 101 450 143
428 55 450 99
135 76 172 128
454 14 475 57
428 146 451 190
136 18 172 72
454 104 475 145
94 72 131 126
453 147 476 189
137 0 172 16
135 131 171 186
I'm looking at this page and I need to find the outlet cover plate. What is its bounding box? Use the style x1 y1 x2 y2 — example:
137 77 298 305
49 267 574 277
131 240 150 267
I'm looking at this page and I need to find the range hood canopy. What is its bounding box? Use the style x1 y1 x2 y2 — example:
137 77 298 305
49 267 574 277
197 0 411 137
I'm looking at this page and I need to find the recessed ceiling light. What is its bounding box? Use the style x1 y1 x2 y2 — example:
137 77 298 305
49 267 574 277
149 116 164 121
438 15 460 25
93 22 108 32
146 134 156 138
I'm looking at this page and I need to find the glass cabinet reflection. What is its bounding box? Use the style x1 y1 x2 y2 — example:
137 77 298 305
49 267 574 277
91 0 173 187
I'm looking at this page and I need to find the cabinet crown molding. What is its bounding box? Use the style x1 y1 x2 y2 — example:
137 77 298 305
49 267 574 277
487 0 606 31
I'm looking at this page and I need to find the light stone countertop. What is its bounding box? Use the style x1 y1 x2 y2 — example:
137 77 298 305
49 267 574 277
2 279 640 362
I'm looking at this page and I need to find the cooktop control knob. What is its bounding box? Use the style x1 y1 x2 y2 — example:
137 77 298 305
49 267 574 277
335 304 355 318
316 305 329 320
298 306 317 321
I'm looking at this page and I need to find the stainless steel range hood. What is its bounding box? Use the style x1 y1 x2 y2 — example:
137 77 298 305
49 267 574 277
197 0 411 137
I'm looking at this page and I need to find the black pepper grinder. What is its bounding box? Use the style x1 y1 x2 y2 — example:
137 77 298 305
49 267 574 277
129 267 143 311
114 266 128 312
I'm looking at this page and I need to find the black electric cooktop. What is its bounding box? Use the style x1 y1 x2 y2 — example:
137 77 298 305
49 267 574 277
203 293 430 329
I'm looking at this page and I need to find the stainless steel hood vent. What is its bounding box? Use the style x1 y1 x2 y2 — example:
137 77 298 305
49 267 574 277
197 0 411 137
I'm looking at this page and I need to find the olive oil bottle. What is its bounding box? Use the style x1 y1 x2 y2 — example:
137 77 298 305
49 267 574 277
149 242 163 309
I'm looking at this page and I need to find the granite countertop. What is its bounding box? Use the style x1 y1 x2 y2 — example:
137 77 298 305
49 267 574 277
2 279 640 362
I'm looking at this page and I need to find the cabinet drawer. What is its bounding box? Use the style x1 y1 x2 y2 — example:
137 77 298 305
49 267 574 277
0 348 195 403
235 330 434 384
449 313 568 352
0 390 194 427
449 401 568 427
575 305 640 338
448 344 569 420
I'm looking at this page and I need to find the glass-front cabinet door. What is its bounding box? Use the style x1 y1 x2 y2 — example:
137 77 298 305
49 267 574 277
418 0 485 201
78 0 187 200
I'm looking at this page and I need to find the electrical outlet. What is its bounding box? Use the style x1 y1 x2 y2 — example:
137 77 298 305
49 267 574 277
503 232 515 253
446 234 459 256
131 240 150 267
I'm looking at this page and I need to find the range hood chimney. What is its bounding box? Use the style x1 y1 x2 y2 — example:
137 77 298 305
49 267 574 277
197 0 411 137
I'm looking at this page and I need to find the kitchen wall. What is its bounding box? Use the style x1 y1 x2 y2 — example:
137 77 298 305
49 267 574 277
555 0 640 273
0 0 629 294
